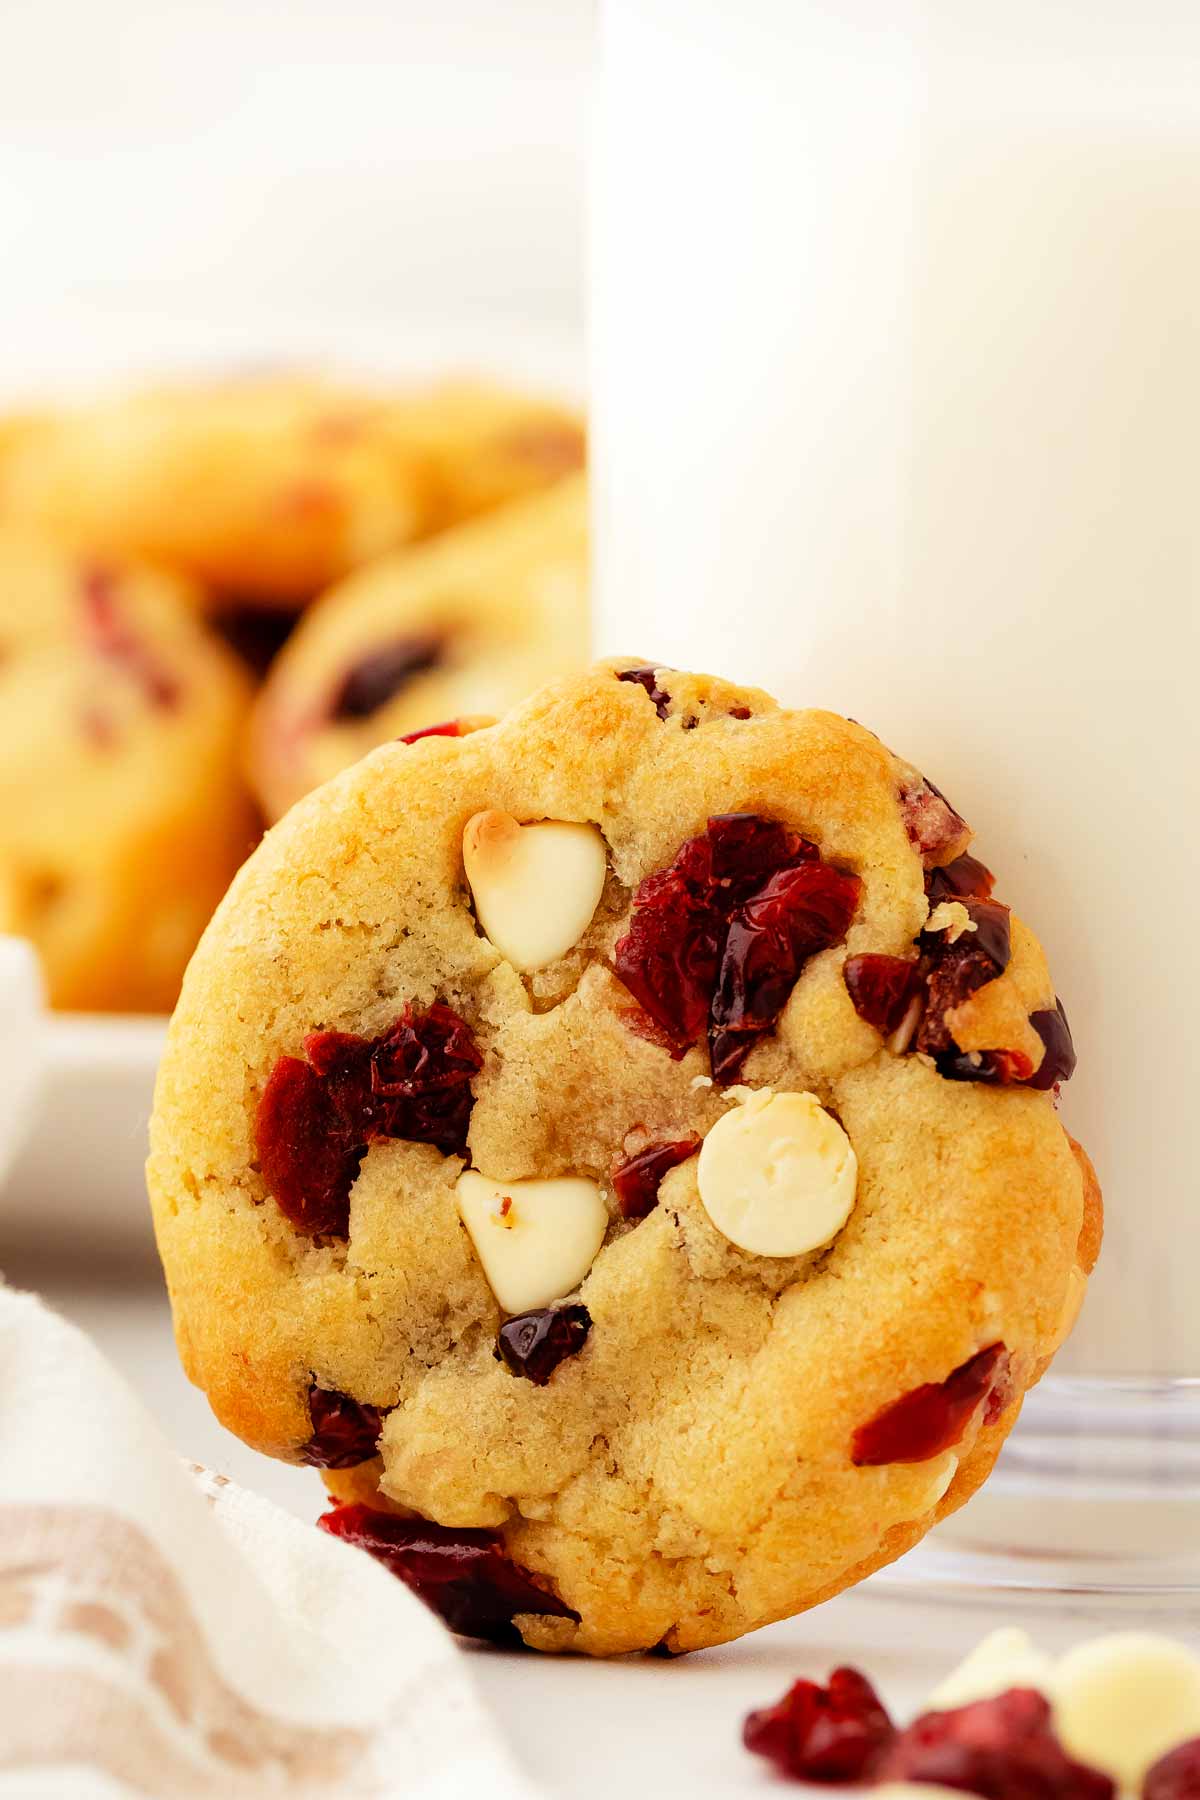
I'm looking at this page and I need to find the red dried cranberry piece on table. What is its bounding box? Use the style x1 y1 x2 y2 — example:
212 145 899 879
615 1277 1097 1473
318 1503 580 1646
612 1136 701 1220
301 1386 384 1468
614 814 859 1080
497 1305 592 1385
851 1344 1009 1465
926 853 996 903
399 718 465 745
256 1002 482 1238
80 563 181 710
743 1666 895 1783
330 633 444 720
900 775 971 864
1144 1739 1200 1800
617 664 673 719
875 1688 1115 1800
843 954 922 1036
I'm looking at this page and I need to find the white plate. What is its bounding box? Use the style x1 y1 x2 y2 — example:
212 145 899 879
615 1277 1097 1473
2 322 584 1247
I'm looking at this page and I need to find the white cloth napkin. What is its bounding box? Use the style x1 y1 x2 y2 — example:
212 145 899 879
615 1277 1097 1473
0 1285 542 1800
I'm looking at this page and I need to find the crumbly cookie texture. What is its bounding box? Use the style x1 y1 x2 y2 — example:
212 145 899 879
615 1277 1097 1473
0 526 255 1011
149 660 1098 1655
247 476 589 819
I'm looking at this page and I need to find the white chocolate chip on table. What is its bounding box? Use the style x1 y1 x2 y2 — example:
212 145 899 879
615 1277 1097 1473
930 1627 1056 1710
462 811 608 972
1054 1633 1200 1791
455 1170 608 1314
930 1629 1200 1791
697 1088 857 1258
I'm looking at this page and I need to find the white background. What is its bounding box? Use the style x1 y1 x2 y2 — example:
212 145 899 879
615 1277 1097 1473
0 0 591 380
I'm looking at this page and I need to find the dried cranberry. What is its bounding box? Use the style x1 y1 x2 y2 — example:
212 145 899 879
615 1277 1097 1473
916 939 1005 1058
614 814 858 1080
851 1343 1009 1465
618 664 672 720
923 897 1011 972
711 862 861 1080
331 634 444 720
301 1386 384 1468
400 718 464 745
844 954 921 1035
256 1003 482 1238
743 1666 894 1783
614 863 726 1054
926 853 996 903
875 1688 1115 1800
1024 1001 1077 1091
318 1503 579 1646
1144 1738 1200 1800
901 776 970 863
612 1136 701 1220
497 1305 591 1384
706 813 817 897
80 564 181 709
935 1048 1034 1086
256 1056 362 1238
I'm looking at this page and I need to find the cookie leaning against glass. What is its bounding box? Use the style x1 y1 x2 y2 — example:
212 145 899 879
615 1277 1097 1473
148 660 1099 1656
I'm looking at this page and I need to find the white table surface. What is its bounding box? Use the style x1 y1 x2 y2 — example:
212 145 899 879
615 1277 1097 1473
1 1233 1147 1800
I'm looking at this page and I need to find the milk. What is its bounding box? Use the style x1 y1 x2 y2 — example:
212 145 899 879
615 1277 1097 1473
593 1 1200 1377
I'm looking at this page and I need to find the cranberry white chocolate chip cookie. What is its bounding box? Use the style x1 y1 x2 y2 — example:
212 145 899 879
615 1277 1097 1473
148 660 1099 1655
375 377 585 531
0 376 435 609
0 526 254 1011
247 476 589 819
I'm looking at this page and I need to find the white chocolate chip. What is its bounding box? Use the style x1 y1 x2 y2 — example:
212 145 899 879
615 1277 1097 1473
886 991 924 1055
921 1452 960 1511
696 1089 857 1257
929 1628 1055 1710
876 1787 972 1800
455 1169 608 1314
463 811 607 973
1053 1634 1200 1790
926 900 977 942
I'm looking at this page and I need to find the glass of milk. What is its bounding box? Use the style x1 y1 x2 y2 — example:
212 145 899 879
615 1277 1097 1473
593 0 1200 1591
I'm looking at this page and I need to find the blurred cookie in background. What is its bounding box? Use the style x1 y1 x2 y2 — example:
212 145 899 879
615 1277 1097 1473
0 527 256 1011
248 472 589 820
0 377 434 611
0 375 584 618
380 378 584 529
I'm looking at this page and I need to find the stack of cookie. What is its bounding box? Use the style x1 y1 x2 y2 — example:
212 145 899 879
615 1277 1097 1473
0 372 587 1011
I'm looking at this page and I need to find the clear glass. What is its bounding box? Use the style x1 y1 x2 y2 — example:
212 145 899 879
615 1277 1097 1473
593 0 1200 1594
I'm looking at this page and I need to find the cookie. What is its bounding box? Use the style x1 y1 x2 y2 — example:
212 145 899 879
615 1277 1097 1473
0 377 584 614
247 475 589 820
0 526 255 1010
0 377 433 609
378 378 585 531
148 660 1097 1655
